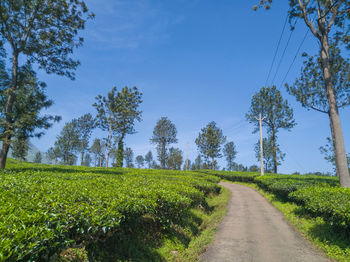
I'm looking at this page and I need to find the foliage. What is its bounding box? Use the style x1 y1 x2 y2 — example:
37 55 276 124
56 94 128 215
286 46 350 114
255 136 285 172
320 137 350 172
75 114 95 166
53 121 80 165
124 147 134 168
256 0 350 187
167 147 183 170
246 86 295 173
11 136 29 161
47 147 60 165
255 0 350 49
83 153 92 167
248 165 259 172
33 151 42 163
93 86 142 168
195 121 226 170
201 170 259 183
223 141 237 171
150 117 178 169
90 139 105 167
0 159 220 261
192 155 202 170
0 0 92 168
290 187 350 233
135 155 144 168
144 151 153 169
0 62 60 148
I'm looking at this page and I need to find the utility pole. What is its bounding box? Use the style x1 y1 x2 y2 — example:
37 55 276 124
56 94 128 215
255 113 266 176
185 143 189 171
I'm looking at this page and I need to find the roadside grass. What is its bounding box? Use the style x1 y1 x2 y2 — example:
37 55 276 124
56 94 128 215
158 186 230 262
229 181 350 262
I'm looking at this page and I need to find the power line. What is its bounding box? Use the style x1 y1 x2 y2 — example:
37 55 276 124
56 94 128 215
270 20 298 86
264 14 289 88
278 28 309 89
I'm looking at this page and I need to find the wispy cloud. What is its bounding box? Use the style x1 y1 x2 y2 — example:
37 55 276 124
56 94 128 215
85 0 186 49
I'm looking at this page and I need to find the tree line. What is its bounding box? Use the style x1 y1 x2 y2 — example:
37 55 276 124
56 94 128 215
0 1 349 186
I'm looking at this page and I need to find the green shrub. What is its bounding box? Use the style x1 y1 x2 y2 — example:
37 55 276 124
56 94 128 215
290 187 350 232
0 160 220 261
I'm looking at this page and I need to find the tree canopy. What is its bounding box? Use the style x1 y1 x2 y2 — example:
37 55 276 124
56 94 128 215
150 117 178 169
195 121 226 170
246 86 295 173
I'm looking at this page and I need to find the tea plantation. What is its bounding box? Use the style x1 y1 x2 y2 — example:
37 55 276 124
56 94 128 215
0 160 222 261
2 160 350 261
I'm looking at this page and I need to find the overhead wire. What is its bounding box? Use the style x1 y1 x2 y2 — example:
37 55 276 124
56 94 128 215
264 14 289 88
278 28 309 89
270 19 298 86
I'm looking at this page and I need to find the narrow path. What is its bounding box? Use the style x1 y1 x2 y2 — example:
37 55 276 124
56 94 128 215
201 182 330 262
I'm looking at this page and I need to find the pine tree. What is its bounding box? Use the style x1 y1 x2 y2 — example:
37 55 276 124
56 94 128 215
150 117 178 169
195 122 226 170
255 0 350 186
246 86 295 173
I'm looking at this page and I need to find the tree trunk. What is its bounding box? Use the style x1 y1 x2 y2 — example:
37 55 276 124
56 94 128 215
320 35 350 187
0 51 19 169
81 151 84 166
161 140 166 169
99 155 102 167
106 125 112 168
271 131 278 174
116 134 125 167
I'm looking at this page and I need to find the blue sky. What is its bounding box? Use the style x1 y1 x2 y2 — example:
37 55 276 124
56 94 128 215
32 0 350 174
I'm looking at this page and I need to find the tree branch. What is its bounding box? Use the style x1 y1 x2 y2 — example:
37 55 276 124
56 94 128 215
327 0 343 32
304 99 329 113
298 0 320 39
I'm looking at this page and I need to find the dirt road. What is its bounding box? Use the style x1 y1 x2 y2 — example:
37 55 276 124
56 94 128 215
201 182 330 262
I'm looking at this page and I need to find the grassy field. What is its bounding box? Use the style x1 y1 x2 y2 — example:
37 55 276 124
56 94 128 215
0 160 230 261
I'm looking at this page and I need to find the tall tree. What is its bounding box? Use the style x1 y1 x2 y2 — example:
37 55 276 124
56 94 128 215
114 87 143 167
0 62 60 168
11 136 29 161
76 113 95 166
286 45 350 177
93 86 142 168
135 155 144 168
223 141 237 171
195 121 226 169
124 147 134 168
109 145 118 167
33 152 42 164
254 137 285 173
83 153 92 167
150 117 178 169
145 151 153 168
246 86 296 173
90 138 104 167
47 146 60 165
167 147 183 170
192 155 202 170
0 1 92 169
255 0 350 186
54 120 80 165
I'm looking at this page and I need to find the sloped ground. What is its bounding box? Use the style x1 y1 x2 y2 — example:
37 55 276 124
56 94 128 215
201 182 330 262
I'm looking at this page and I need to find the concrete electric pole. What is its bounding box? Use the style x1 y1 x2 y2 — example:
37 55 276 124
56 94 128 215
255 113 266 176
